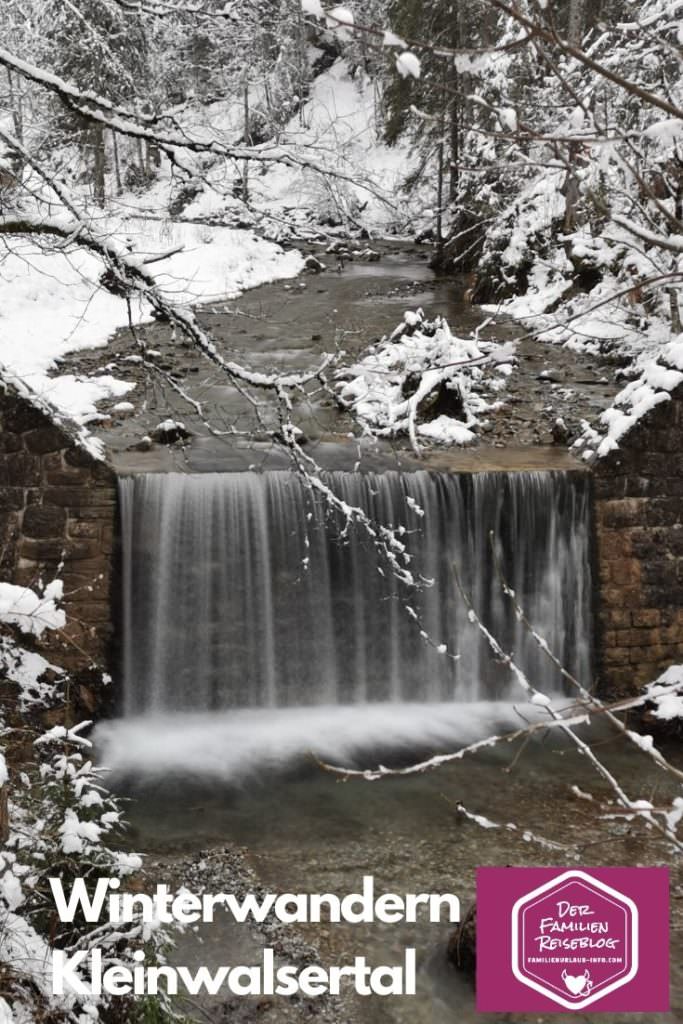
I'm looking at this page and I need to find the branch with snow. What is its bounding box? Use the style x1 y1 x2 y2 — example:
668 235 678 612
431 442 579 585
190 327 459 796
336 310 515 453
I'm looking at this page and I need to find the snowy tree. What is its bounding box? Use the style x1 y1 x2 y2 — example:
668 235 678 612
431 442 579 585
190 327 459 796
0 587 177 1023
42 0 148 202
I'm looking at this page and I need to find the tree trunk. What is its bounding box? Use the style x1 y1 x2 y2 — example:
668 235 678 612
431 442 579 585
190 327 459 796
242 75 250 203
92 125 106 205
567 0 586 45
435 136 445 266
112 130 122 194
0 784 8 845
6 69 23 147
669 288 682 334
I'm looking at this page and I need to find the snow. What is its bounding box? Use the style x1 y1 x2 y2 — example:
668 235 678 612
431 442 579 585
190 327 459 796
327 5 353 26
396 52 421 79
383 31 406 48
626 730 654 753
60 807 102 854
417 416 476 445
337 310 512 448
182 59 424 235
301 0 325 17
646 664 683 721
1 215 303 433
0 581 65 637
575 354 683 458
0 638 62 708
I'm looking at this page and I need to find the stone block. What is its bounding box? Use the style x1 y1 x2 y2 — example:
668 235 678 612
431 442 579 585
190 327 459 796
603 647 630 666
641 585 681 607
599 608 632 629
615 628 650 648
611 559 641 586
597 498 648 529
594 476 626 500
91 462 116 484
601 585 641 608
64 539 102 561
24 426 70 455
600 667 635 692
623 476 653 497
69 507 115 521
57 557 110 577
101 524 114 554
42 487 99 509
597 531 632 560
42 452 63 471
45 468 88 487
5 452 41 487
64 446 96 469
61 571 110 600
644 498 683 527
22 504 67 539
632 609 661 628
0 488 27 512
67 602 111 624
641 559 678 588
3 400 48 434
19 538 64 562
67 520 100 540
0 432 22 454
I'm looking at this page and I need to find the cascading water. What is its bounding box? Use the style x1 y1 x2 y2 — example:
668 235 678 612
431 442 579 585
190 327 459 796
118 470 592 716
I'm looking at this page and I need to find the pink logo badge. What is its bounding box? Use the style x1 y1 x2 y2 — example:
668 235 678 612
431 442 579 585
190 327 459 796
476 867 669 1012
511 870 637 1008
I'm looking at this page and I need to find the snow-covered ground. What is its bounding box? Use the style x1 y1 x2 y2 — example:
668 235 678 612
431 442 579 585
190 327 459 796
178 58 426 234
0 220 303 433
483 248 683 460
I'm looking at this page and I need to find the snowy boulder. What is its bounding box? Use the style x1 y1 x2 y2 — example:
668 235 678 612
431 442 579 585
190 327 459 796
113 401 135 419
304 255 326 274
150 419 192 445
326 240 353 257
356 248 381 262
129 435 153 452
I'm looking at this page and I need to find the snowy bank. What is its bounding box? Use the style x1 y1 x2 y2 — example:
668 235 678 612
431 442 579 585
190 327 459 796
1 218 303 434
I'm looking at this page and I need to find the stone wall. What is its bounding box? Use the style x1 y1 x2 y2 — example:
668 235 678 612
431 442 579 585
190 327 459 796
0 385 117 697
594 384 683 698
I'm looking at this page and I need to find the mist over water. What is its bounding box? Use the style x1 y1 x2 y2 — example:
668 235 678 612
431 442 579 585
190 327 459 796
94 700 554 782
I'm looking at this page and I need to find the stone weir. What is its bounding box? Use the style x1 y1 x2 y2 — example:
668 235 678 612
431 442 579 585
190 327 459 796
1 377 682 713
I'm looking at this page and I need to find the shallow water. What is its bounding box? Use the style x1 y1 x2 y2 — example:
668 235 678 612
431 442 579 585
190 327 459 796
106 710 683 1024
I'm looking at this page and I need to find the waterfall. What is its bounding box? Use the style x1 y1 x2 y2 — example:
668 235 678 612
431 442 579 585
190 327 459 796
119 470 592 715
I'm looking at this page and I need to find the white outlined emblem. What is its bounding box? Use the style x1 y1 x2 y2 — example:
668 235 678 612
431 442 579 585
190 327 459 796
511 869 638 1009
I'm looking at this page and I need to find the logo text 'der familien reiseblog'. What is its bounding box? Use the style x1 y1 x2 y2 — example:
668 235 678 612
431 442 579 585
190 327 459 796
476 866 669 1012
